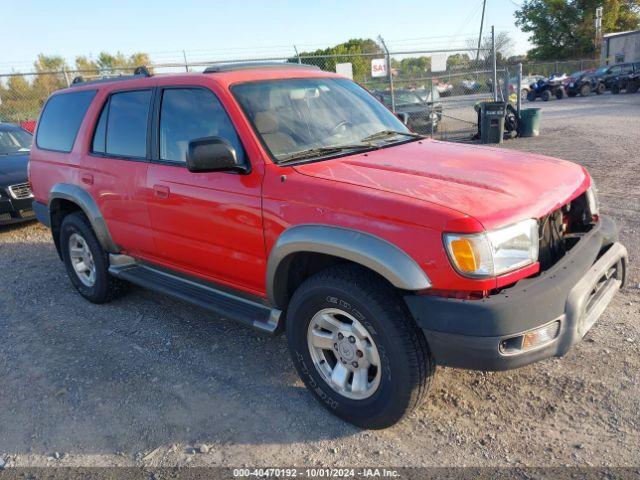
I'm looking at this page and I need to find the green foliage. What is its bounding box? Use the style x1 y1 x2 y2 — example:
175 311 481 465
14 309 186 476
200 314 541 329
0 51 151 123
515 0 640 60
294 38 384 82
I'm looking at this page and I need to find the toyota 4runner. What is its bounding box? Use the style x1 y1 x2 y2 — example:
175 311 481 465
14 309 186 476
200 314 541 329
30 63 627 429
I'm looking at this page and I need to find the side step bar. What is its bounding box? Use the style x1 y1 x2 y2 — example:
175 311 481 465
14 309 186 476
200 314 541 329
108 255 282 334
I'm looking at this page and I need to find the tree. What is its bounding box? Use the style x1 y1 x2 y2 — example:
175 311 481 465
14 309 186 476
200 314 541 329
515 0 640 60
466 31 514 63
294 39 384 82
96 51 151 73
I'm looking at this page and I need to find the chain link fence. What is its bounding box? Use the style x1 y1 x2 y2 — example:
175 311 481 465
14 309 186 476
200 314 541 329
0 46 600 141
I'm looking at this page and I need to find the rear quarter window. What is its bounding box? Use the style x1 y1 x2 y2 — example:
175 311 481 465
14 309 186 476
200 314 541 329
36 89 97 152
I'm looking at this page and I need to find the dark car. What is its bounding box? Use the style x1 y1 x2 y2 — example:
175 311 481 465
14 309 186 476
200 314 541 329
564 69 596 97
0 124 35 225
372 90 439 134
611 62 640 94
585 63 636 94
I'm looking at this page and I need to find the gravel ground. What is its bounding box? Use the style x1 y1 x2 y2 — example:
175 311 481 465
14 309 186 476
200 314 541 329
0 92 639 470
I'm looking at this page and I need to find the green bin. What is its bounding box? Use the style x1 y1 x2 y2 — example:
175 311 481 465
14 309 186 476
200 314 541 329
519 108 542 137
480 101 506 144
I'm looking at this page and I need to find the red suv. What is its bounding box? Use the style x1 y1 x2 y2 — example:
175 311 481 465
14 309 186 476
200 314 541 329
30 63 627 429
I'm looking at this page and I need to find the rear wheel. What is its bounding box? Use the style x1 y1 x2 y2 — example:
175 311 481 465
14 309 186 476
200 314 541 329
60 212 125 303
596 82 606 94
541 90 552 101
611 84 621 94
628 81 639 94
286 264 434 429
526 91 536 102
555 87 565 99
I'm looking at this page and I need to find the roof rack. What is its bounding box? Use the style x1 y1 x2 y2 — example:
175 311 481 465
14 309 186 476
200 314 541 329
203 62 320 73
70 66 152 87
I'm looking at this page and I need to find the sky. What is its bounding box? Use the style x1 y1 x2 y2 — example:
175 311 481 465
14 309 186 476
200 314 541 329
0 0 531 72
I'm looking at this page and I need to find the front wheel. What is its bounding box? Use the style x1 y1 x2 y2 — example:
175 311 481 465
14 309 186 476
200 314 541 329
527 91 536 102
596 82 606 94
580 84 591 96
286 265 434 429
541 90 552 101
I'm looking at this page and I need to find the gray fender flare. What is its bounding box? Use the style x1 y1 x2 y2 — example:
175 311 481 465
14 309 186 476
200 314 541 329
48 183 119 253
266 224 431 307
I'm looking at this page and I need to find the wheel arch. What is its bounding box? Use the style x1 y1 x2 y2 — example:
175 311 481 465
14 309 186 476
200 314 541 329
266 224 431 309
48 184 118 257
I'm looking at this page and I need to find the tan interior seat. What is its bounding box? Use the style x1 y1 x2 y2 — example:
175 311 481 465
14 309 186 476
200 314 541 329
254 111 297 156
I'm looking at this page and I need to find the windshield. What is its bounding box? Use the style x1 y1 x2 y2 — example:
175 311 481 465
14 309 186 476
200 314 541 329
232 78 409 163
594 67 609 75
0 128 32 155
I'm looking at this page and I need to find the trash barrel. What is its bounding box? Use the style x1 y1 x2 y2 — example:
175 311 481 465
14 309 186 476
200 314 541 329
480 101 506 144
519 107 542 137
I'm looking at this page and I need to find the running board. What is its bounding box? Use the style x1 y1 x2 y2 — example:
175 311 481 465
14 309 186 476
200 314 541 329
108 256 282 334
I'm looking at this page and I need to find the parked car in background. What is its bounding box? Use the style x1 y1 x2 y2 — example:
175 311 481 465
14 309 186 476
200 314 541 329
585 63 636 93
0 123 35 225
611 62 640 94
509 75 544 101
372 89 439 134
434 80 453 97
30 63 627 429
564 69 596 97
460 79 481 94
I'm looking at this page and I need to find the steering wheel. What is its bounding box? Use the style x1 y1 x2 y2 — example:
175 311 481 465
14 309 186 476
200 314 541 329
330 120 353 136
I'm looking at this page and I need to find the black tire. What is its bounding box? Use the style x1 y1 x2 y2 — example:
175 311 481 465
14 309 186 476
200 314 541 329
526 91 536 102
628 81 639 94
596 82 606 94
541 90 552 101
555 87 565 100
60 212 125 304
611 84 620 94
286 264 434 429
580 84 591 96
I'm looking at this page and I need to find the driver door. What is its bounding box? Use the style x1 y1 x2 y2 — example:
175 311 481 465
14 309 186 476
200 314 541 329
145 86 266 296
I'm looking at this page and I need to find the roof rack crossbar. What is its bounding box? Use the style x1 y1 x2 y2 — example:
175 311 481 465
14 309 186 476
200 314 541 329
70 65 152 87
203 62 320 73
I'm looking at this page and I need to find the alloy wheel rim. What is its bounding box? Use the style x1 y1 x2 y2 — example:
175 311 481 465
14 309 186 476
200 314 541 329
68 233 96 287
307 308 382 400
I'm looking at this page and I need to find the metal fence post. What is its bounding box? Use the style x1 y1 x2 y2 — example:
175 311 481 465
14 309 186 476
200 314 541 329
378 36 395 113
516 63 523 115
293 45 302 64
182 50 189 72
62 68 70 87
491 26 498 101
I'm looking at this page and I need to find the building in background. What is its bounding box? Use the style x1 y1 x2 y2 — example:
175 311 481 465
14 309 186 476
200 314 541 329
601 30 640 64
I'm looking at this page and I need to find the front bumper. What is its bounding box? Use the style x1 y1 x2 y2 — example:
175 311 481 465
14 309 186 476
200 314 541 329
0 196 35 225
405 217 627 371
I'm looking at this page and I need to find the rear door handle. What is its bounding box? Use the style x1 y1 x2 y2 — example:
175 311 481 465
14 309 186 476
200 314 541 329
153 184 170 199
81 173 94 185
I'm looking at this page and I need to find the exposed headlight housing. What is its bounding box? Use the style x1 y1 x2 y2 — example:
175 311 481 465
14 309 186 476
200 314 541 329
444 219 539 278
586 185 599 218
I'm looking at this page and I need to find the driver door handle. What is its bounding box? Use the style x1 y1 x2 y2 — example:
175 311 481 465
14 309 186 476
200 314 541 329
153 184 170 199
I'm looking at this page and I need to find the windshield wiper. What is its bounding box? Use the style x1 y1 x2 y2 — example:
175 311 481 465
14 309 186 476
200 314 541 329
277 143 375 163
360 130 425 142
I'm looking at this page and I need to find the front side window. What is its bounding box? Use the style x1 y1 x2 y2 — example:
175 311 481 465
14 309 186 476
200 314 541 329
159 88 244 164
232 77 408 163
36 89 96 152
92 90 151 158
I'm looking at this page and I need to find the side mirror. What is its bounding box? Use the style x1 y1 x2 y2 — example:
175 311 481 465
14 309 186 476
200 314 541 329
186 136 247 173
396 112 409 125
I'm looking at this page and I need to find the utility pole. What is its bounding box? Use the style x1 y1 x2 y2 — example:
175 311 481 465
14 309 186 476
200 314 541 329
492 26 498 101
595 6 603 62
476 0 487 63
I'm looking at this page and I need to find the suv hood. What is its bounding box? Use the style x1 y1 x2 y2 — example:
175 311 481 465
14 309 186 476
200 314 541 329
293 140 589 230
0 153 29 186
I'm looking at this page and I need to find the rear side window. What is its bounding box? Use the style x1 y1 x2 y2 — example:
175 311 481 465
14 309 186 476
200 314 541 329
36 90 96 152
92 90 151 158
